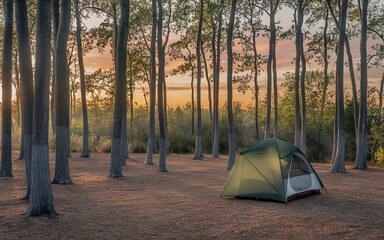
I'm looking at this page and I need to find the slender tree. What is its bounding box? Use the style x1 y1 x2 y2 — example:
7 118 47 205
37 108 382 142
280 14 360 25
201 42 213 122
236 0 264 141
326 0 359 140
354 0 368 169
15 50 25 161
226 0 237 170
294 0 303 148
316 5 331 159
52 0 73 184
264 0 280 139
26 0 57 218
0 0 13 177
75 0 90 158
193 0 204 160
292 0 308 154
212 0 224 158
16 0 34 198
330 0 348 173
157 0 167 172
300 27 307 154
110 0 130 177
51 0 59 136
145 0 157 165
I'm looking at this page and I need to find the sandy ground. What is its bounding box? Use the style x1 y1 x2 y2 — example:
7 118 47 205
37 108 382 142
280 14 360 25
1 152 384 239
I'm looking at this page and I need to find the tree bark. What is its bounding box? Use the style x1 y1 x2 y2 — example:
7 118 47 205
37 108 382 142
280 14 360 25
265 1 279 139
51 0 59 136
52 0 72 185
300 29 307 155
326 0 359 136
211 19 217 155
330 0 348 173
201 42 212 123
14 52 21 128
75 0 90 158
317 6 329 160
226 0 237 170
212 1 223 158
16 0 34 198
190 58 195 136
193 0 204 160
145 0 157 165
110 0 130 177
354 0 368 170
1 0 14 178
157 0 167 172
26 0 57 218
251 25 259 140
294 3 302 147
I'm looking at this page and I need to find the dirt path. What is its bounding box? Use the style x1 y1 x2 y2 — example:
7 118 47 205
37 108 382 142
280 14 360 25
1 152 383 239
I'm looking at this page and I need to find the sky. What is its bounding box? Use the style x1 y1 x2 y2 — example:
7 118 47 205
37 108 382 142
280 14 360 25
81 5 383 108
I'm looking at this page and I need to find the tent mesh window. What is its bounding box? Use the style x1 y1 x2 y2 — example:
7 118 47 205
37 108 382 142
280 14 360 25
289 154 312 191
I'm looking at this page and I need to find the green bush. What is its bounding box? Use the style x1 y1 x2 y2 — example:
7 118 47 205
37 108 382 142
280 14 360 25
373 147 384 166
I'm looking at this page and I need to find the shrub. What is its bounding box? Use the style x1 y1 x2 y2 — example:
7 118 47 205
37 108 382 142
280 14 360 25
373 147 384 166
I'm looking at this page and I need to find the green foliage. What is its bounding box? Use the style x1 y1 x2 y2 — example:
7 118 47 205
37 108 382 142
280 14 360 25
373 147 384 166
279 70 336 161
369 122 384 165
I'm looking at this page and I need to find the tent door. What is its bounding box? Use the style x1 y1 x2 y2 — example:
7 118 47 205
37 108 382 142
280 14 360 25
287 154 312 195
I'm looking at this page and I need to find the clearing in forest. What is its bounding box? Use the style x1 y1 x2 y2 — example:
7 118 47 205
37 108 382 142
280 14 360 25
0 152 383 239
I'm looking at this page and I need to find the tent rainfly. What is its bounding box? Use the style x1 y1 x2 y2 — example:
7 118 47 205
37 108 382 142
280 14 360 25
222 139 324 202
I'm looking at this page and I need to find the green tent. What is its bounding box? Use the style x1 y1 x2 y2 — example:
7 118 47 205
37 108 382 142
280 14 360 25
222 139 324 202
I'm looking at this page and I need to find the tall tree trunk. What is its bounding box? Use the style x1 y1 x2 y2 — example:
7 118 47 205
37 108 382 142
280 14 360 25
226 0 237 170
345 39 359 134
211 20 217 155
300 30 307 154
252 27 259 140
145 0 157 165
194 0 204 160
188 48 195 135
110 0 130 177
16 0 34 198
326 0 359 136
14 52 21 127
317 7 329 160
212 1 223 158
201 43 213 123
294 4 302 147
157 0 167 172
330 0 348 173
52 0 72 185
51 0 59 136
265 2 277 139
354 0 368 170
75 0 90 158
26 0 57 218
272 31 278 139
15 51 25 161
0 0 13 177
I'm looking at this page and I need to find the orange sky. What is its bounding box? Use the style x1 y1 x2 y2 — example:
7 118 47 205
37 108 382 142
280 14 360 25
77 8 383 109
83 36 383 108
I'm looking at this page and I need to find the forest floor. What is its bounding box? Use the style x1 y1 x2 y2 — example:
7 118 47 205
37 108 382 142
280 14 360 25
1 152 384 239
